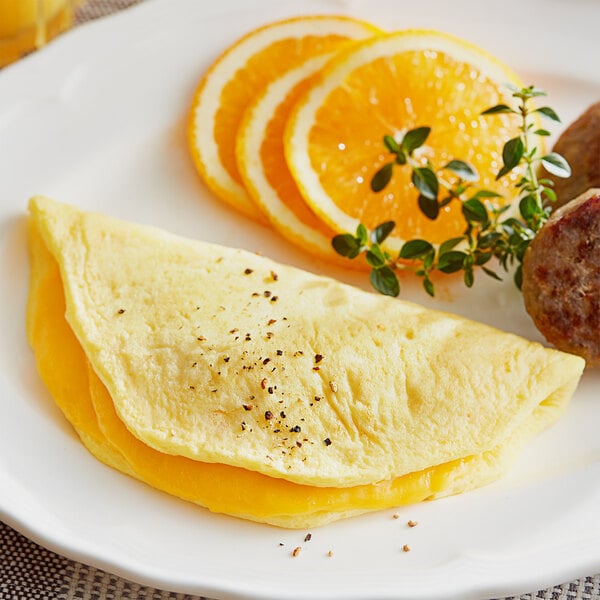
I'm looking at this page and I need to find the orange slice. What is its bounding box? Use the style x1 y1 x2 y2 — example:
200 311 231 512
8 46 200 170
285 30 526 250
188 15 380 222
237 52 365 265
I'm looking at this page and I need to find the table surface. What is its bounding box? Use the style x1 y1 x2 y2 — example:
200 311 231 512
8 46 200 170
1 1 599 599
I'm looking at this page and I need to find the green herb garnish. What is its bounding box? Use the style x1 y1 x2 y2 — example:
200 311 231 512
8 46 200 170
332 85 571 297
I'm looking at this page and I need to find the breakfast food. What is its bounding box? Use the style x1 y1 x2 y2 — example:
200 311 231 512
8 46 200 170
236 54 345 263
546 101 600 209
522 188 600 365
27 196 584 528
284 30 525 250
187 15 380 221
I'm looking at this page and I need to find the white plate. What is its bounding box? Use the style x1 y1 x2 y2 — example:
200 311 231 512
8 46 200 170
1 1 599 598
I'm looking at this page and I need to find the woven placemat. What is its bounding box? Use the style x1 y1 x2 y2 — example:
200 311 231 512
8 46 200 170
1 1 599 599
0 521 205 600
75 0 144 24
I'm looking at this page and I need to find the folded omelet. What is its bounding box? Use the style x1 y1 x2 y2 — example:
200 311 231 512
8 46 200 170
26 196 585 528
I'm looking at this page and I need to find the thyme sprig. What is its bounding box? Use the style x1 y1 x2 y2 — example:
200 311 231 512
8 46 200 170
332 85 571 297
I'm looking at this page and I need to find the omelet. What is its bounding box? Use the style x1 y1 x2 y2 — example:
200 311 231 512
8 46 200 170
26 196 585 528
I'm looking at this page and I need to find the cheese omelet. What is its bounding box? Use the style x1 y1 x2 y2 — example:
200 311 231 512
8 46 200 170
26 196 584 528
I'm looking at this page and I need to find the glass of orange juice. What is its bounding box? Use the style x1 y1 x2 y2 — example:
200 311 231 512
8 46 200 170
0 0 79 68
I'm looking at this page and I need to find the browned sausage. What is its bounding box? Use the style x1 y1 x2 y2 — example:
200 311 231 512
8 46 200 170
522 188 600 365
547 101 600 209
